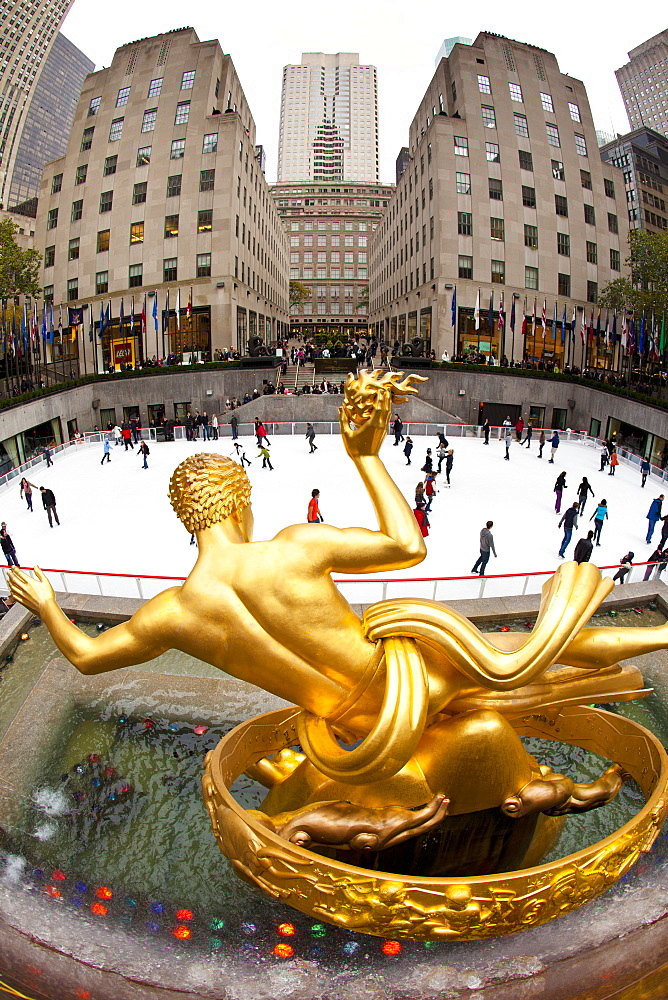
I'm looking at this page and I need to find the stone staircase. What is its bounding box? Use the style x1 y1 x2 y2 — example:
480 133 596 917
286 362 316 391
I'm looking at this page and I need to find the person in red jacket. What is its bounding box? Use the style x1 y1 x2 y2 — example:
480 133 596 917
307 489 323 523
413 501 430 537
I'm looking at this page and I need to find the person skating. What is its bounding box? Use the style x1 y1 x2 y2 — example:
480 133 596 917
307 489 323 523
590 499 609 546
403 437 413 465
554 471 567 513
558 503 579 558
121 425 134 450
211 413 219 441
482 419 490 445
608 451 619 476
646 495 664 543
43 447 53 468
40 486 59 527
0 523 19 566
306 423 317 453
640 457 650 488
573 530 594 565
139 441 150 469
471 521 497 576
504 429 512 460
659 515 668 550
522 421 533 448
230 414 238 440
599 446 609 473
101 438 112 465
255 419 270 448
392 414 404 445
414 481 425 509
445 449 454 486
435 443 447 474
576 477 594 515
20 477 37 511
643 546 663 581
537 430 546 459
613 552 634 584
424 472 437 513
233 442 251 468
422 449 433 473
258 445 273 470
436 431 449 450
113 424 122 447
548 431 560 464
514 417 524 442
413 501 430 538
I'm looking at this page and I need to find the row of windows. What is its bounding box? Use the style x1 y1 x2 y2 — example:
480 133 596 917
477 76 581 122
289 221 368 232
456 254 608 300
51 254 213 301
289 235 367 247
289 252 367 263
86 72 196 117
290 268 368 280
455 197 618 233
79 101 192 151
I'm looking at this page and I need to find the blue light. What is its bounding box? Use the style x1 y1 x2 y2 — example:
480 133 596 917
145 920 161 933
168 723 180 732
74 881 87 893
342 941 361 955
240 922 257 935
150 902 165 915
124 897 138 908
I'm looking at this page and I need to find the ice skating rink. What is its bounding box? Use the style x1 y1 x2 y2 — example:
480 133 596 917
0 429 661 600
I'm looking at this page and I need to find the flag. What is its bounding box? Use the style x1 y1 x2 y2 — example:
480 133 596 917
162 290 170 334
176 287 181 330
588 309 595 346
660 313 666 358
130 296 135 338
629 313 636 354
487 292 494 334
58 305 63 343
531 297 536 338
541 299 547 340
68 307 84 328
119 298 125 337
474 289 480 331
141 296 146 335
498 295 504 334
42 303 47 342
580 309 585 344
186 287 193 320
88 302 94 342
49 304 54 345
21 304 27 355
639 311 646 355
509 296 515 333
604 310 609 347
571 305 576 343
561 302 566 344
152 294 158 332
552 300 557 343
595 308 601 342
521 297 527 338
611 310 617 346
32 301 38 351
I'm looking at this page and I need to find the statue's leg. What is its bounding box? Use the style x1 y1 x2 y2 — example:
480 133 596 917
561 625 668 671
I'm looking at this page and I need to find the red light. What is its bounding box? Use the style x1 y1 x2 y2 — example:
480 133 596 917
96 886 113 899
382 940 402 956
277 922 296 937
87 753 100 763
51 869 67 881
176 908 193 921
193 724 208 735
90 902 107 916
143 719 155 729
103 767 115 777
500 625 510 632
76 991 91 999
273 943 294 958
45 886 61 898
174 925 192 940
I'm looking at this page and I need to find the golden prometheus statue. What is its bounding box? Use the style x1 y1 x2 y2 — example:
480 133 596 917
8 371 668 940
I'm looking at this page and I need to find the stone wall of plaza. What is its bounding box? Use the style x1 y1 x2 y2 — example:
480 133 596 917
368 32 630 368
271 180 394 341
34 28 289 367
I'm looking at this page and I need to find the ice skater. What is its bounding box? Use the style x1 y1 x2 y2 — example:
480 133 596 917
122 425 134 450
424 472 437 513
522 421 533 448
113 424 122 447
414 481 425 509
413 501 430 538
307 489 323 523
255 419 270 447
392 414 404 445
471 521 497 576
599 446 609 473
482 419 490 445
573 530 594 565
436 443 447 473
643 546 664 581
646 495 664 543
139 441 150 469
608 451 619 476
230 414 238 440
444 449 454 486
548 431 560 464
576 477 594 515
101 438 112 465
590 499 609 546
305 423 318 453
422 449 433 473
43 447 53 468
537 430 546 459
558 503 579 558
233 441 251 467
436 431 449 450
613 552 634 584
640 457 650 488
0 523 19 566
403 437 413 465
258 445 273 470
20 477 36 511
40 486 59 527
504 429 512 460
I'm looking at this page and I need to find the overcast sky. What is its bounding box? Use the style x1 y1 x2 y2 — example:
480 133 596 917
61 0 666 185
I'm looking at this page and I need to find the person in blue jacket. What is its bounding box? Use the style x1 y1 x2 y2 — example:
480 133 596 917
646 495 664 543
100 438 112 465
548 431 560 464
590 499 609 546
640 457 650 488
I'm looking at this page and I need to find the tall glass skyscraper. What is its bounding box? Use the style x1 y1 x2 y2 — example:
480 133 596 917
277 53 378 183
616 31 668 140
0 0 78 208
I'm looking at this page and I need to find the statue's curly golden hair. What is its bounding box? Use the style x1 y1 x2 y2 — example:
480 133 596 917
168 453 251 533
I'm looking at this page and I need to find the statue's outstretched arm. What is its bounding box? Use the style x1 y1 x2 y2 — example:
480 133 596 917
8 566 176 674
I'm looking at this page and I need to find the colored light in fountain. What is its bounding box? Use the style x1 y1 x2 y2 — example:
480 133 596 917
32 618 41 625
118 716 128 724
240 922 257 935
342 941 360 956
174 926 192 940
168 723 180 732
176 908 193 921
424 941 437 949
51 870 66 881
210 917 225 931
72 792 85 803
143 719 155 729
96 623 105 630
609 609 617 616
91 778 101 787
145 921 160 933
500 625 510 632
193 724 208 735
74 882 87 893
20 633 29 641
634 608 643 615
45 886 61 898
277 922 296 937
524 622 533 630
4 655 12 662
103 766 115 777
382 940 402 956
124 897 138 908
90 903 107 916
74 765 85 775
208 937 223 949
96 886 113 900
150 902 165 914
87 754 100 764
311 923 327 938
273 943 294 958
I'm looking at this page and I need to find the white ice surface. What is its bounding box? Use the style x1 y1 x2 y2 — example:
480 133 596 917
0 430 661 602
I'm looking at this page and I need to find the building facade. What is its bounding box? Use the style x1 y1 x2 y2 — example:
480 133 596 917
35 28 289 368
369 32 629 369
600 128 668 233
616 31 668 140
272 180 392 341
7 32 94 212
277 53 378 184
0 0 76 209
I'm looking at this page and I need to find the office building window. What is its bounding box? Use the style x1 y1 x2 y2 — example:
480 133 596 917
129 264 143 288
133 181 147 205
458 255 473 279
546 123 560 146
456 171 471 194
181 70 195 89
200 168 215 191
136 145 151 166
71 199 83 222
88 96 101 116
196 253 211 277
166 175 182 198
574 133 587 156
525 266 539 290
486 142 500 162
477 74 491 94
81 127 94 151
44 246 55 268
95 271 108 294
454 136 468 156
540 92 554 113
586 241 598 264
557 232 570 256
130 222 144 244
518 149 533 171
148 78 163 97
608 212 618 234
555 194 568 217
514 113 529 137
164 215 179 238
75 164 87 185
103 155 117 176
489 177 503 200
97 230 110 253
197 209 212 233
610 248 620 271
524 224 538 248
68 237 80 261
584 204 596 225
491 260 505 284
67 278 78 301
141 108 157 132
481 105 496 128
587 280 598 303
552 160 565 181
509 82 523 102
116 86 130 107
51 173 63 194
202 133 218 154
170 138 186 159
163 258 177 282
43 285 53 303
457 212 472 236
580 169 592 190
174 101 190 125
490 217 505 241
568 102 581 122
108 117 124 142
99 191 113 213
558 273 571 296
604 178 615 198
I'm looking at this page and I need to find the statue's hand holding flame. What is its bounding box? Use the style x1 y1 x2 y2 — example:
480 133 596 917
339 370 427 460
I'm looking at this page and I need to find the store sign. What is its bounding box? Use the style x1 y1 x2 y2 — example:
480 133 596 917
113 343 132 364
